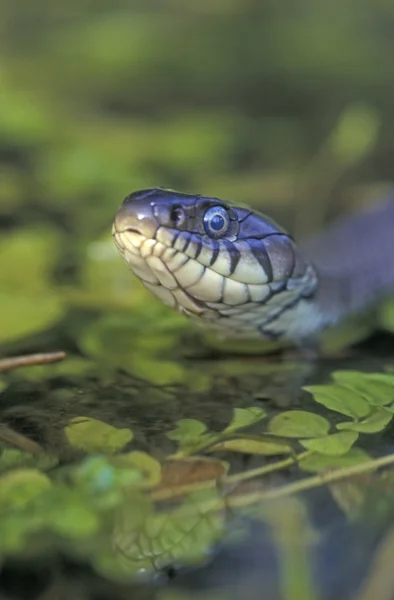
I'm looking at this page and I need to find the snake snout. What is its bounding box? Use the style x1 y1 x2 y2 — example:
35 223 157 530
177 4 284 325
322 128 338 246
113 197 158 239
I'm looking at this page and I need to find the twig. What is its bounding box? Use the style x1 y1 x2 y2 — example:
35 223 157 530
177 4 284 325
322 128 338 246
0 351 66 372
0 424 43 454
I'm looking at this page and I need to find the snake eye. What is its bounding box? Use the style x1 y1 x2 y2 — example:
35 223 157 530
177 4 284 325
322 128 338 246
203 206 231 238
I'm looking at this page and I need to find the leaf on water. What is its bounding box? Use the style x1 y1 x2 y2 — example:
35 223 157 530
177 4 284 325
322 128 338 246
300 431 358 456
336 408 393 434
46 491 100 538
112 451 162 488
207 436 292 456
158 457 229 490
65 417 133 454
0 449 58 473
166 419 209 446
299 448 371 473
0 469 51 509
303 384 370 418
223 407 267 434
268 410 330 438
332 371 394 407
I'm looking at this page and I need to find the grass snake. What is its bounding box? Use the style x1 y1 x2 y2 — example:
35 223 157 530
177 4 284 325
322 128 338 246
113 188 394 344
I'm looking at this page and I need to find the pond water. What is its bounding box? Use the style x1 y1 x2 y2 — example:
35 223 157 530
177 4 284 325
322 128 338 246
1 324 394 600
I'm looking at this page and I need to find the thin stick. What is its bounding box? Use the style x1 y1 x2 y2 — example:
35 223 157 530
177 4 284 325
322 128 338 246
226 452 394 509
0 351 66 372
0 424 43 455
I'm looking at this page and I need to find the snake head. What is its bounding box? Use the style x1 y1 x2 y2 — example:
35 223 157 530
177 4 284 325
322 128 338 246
113 188 318 340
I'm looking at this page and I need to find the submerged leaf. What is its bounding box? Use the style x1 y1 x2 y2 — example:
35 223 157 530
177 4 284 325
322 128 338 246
300 431 358 456
304 384 370 418
299 448 371 473
65 417 133 454
336 408 393 433
268 411 330 438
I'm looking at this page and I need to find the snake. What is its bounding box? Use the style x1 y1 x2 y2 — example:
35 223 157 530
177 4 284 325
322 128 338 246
112 188 394 344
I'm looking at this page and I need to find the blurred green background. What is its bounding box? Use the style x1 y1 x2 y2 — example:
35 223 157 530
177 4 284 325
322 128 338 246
1 0 394 349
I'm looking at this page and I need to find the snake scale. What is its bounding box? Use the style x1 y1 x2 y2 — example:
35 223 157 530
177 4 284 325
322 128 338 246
113 188 394 344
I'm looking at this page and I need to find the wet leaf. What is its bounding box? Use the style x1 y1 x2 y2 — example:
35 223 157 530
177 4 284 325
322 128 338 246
0 469 51 509
303 384 370 418
332 371 394 406
268 411 330 438
208 436 292 456
112 451 162 488
0 449 58 473
224 407 267 433
158 457 228 490
65 417 133 454
300 431 358 456
336 408 393 433
45 490 100 538
299 448 371 473
166 419 209 446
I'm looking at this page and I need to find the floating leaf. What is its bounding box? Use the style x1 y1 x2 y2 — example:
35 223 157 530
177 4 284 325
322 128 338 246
65 417 133 454
166 419 209 446
300 431 358 456
0 469 51 510
336 408 393 434
332 371 394 406
224 407 267 433
0 449 58 473
268 411 330 438
208 436 292 456
299 448 371 473
304 384 370 418
112 451 162 488
46 490 100 538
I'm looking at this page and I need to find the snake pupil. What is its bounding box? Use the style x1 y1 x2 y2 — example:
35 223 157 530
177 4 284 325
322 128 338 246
211 214 225 230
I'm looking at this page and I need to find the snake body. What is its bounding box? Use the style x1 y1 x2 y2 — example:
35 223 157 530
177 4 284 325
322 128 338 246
112 188 394 343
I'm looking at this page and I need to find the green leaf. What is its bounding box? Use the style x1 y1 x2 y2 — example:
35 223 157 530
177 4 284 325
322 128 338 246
268 411 330 438
65 417 133 454
332 371 394 406
299 448 371 473
208 436 292 456
304 384 370 418
0 469 51 509
336 408 393 433
166 419 208 446
0 449 58 473
300 431 358 456
112 451 162 487
224 407 267 433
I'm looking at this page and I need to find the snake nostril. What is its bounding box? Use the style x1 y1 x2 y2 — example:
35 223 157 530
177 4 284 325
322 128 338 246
170 206 186 226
